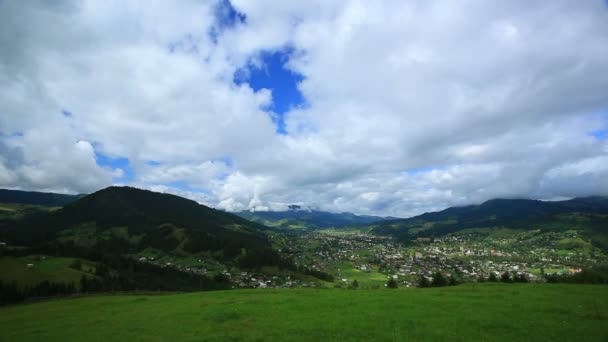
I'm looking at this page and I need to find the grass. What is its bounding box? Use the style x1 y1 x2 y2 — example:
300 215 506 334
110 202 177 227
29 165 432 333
557 237 593 251
0 284 606 341
334 261 388 288
0 256 94 288
0 203 55 221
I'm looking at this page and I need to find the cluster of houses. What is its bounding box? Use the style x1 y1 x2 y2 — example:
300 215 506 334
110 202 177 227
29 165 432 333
234 274 303 288
135 255 310 288
275 230 600 287
130 228 602 289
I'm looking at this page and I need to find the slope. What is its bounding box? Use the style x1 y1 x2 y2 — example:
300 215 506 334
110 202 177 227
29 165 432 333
6 186 271 256
0 285 606 341
370 197 608 247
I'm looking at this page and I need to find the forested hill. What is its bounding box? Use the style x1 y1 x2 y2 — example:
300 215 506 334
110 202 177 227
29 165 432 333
235 210 390 229
5 186 271 256
0 189 83 207
370 197 608 246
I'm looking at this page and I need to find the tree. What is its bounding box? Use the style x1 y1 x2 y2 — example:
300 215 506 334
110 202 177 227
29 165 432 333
501 271 512 283
448 275 457 286
351 279 359 289
488 273 498 282
95 263 110 278
431 272 447 287
477 275 486 283
387 278 398 288
417 276 430 288
69 259 82 270
545 273 560 283
80 275 89 293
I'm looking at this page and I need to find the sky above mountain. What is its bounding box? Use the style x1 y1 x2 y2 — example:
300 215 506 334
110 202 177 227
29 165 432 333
1 0 608 217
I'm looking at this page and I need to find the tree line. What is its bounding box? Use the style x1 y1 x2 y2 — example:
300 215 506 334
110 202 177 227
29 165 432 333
0 280 77 305
0 259 232 306
544 264 608 284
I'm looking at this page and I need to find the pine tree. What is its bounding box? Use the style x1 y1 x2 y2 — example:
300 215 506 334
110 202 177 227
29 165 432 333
417 275 430 288
501 271 512 283
431 272 447 287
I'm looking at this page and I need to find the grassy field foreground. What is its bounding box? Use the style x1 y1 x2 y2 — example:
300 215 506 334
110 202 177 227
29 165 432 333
0 284 606 341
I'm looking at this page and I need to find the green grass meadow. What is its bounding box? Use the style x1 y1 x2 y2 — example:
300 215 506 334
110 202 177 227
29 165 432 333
334 261 388 288
0 256 94 288
0 284 606 341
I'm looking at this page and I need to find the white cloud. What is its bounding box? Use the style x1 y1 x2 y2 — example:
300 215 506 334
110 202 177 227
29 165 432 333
1 0 608 216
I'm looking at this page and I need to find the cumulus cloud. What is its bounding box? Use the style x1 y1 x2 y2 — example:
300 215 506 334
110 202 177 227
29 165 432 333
1 0 608 216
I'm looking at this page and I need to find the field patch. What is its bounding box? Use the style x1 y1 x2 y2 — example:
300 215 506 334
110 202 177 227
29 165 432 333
0 256 94 288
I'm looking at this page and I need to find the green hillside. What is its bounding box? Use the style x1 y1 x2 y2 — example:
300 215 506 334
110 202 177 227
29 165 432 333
370 197 608 248
0 284 606 341
0 187 297 300
0 256 96 288
0 203 57 232
5 186 271 257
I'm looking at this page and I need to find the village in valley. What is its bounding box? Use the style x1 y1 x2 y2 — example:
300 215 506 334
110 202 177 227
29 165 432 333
131 227 606 289
271 229 605 288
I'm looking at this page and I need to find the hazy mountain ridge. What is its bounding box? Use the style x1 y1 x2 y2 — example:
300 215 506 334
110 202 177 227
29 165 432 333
235 209 392 229
2 186 271 256
0 189 83 207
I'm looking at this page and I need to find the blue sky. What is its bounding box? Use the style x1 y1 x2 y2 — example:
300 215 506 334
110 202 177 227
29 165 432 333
591 129 607 140
208 0 246 43
234 49 305 134
96 0 305 184
2 1 608 216
94 45 305 185
406 167 440 175
215 1 306 134
95 152 134 183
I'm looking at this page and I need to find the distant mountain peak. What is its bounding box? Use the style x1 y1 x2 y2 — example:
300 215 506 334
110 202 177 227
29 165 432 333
0 188 83 207
235 209 388 229
7 186 272 254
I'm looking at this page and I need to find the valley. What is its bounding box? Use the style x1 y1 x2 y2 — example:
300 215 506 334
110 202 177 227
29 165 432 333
1 188 607 292
0 188 606 341
3 1 608 340
273 228 606 288
116 225 606 290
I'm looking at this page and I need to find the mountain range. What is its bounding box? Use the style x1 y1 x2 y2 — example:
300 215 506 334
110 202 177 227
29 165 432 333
0 189 82 207
235 210 391 229
2 186 271 258
369 197 608 249
2 188 607 250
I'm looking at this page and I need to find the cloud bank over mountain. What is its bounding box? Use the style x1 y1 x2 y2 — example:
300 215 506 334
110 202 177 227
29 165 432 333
1 0 607 216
